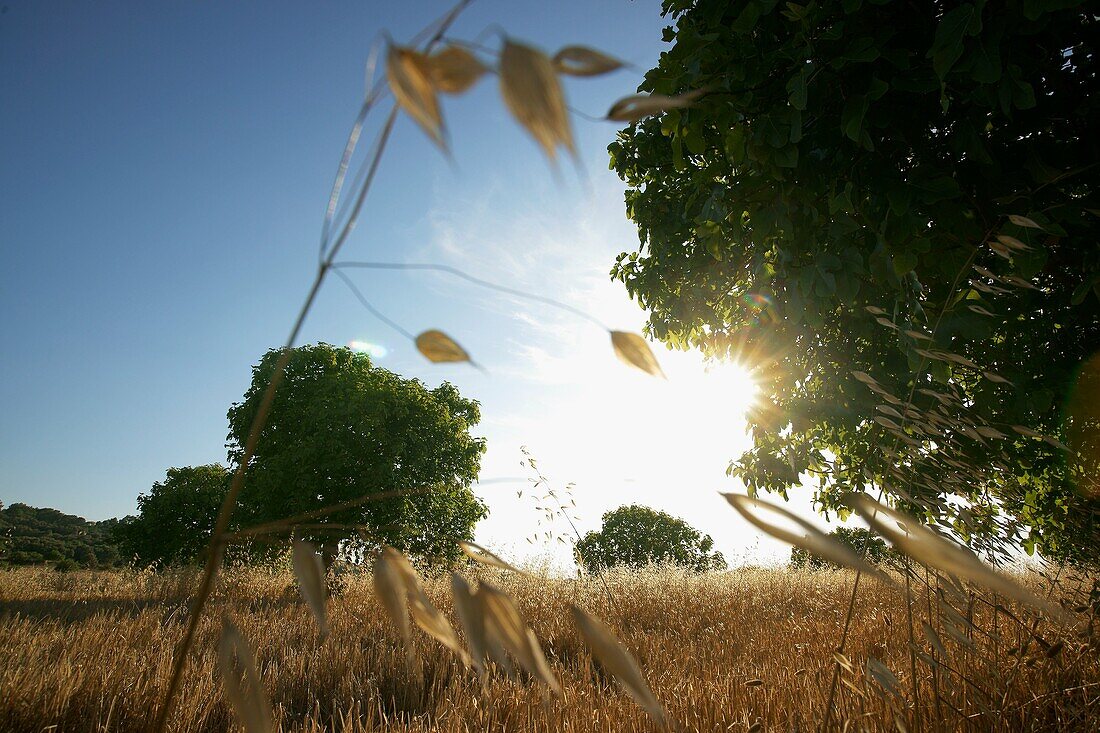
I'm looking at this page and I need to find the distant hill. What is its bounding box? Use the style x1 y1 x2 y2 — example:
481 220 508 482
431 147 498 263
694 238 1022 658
0 502 126 569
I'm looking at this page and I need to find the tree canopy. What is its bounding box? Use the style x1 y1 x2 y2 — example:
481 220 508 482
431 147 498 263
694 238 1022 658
113 465 228 567
227 343 488 565
575 504 725 572
0 502 124 569
610 0 1099 563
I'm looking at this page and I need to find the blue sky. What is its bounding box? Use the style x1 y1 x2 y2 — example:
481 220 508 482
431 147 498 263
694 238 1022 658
1 0 836 565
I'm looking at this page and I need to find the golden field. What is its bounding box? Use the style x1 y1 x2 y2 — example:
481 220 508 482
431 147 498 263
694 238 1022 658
0 564 1096 732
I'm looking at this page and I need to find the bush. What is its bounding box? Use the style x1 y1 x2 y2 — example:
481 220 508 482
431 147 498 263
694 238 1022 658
790 527 901 571
576 504 725 573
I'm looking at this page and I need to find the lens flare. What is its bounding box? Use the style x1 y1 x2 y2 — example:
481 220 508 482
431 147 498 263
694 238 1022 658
741 292 777 325
347 340 388 359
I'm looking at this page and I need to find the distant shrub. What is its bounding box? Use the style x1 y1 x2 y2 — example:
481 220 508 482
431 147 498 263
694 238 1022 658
576 504 726 573
790 527 901 571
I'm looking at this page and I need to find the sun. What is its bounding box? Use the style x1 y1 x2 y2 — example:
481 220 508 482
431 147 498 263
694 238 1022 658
675 360 760 424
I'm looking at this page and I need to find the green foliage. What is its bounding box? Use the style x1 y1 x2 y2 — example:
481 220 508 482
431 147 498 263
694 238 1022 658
0 502 124 568
575 504 725 572
790 527 900 571
113 465 228 567
226 343 487 565
610 0 1099 564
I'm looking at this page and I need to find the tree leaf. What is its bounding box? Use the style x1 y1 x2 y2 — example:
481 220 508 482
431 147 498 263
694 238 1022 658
291 540 328 638
851 370 879 385
875 416 903 431
928 4 976 79
460 541 525 573
995 234 1030 251
218 620 274 733
607 90 705 122
610 331 666 378
415 329 470 363
552 45 623 76
426 46 485 94
1008 214 1042 229
499 38 573 160
721 493 890 581
571 605 667 725
386 45 445 149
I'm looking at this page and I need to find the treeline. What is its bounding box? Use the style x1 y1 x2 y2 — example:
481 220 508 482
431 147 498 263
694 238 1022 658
0 502 125 569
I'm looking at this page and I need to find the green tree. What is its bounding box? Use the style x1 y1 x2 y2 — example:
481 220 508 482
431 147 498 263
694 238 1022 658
791 527 901 571
575 504 725 573
610 0 1099 563
227 343 487 566
114 465 228 567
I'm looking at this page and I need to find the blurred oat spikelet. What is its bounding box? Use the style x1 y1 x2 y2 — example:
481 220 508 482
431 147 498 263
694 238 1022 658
218 619 274 733
376 35 696 375
372 544 672 723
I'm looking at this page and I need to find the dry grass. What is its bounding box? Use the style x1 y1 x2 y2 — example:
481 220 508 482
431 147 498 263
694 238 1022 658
0 564 1096 732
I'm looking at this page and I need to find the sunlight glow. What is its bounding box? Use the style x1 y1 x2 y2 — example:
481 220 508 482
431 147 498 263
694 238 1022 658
694 361 760 420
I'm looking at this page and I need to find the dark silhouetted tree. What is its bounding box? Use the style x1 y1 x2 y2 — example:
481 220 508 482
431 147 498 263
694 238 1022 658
610 0 1098 563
